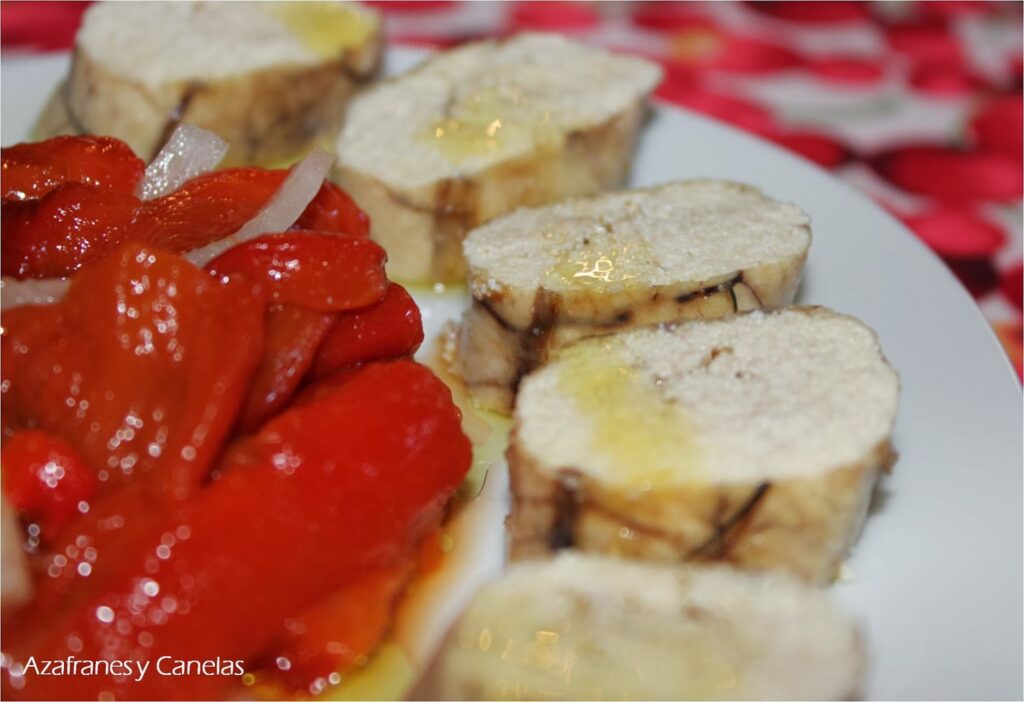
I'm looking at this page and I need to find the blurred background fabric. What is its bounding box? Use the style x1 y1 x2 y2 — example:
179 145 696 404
2 0 1022 377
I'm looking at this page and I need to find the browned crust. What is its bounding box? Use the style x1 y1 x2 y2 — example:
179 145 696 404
459 271 784 415
34 34 382 166
507 435 897 584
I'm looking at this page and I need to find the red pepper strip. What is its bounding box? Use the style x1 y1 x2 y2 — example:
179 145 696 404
261 529 445 694
1 243 265 502
204 232 388 312
2 361 471 701
312 283 424 378
16 305 322 634
262 561 414 694
1 156 370 278
1 430 97 542
205 230 388 433
1 135 145 202
133 169 371 253
130 168 286 252
234 305 335 434
293 180 371 238
0 182 140 278
290 366 365 408
8 481 168 638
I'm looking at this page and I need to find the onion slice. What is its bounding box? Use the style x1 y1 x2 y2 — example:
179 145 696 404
185 149 335 267
1 277 70 310
136 124 229 201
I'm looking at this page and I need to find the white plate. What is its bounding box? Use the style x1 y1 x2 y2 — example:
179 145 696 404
3 47 1021 701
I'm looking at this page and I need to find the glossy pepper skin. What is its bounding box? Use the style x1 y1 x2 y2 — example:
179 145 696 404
1 135 145 202
260 530 445 694
292 178 370 237
313 283 424 377
1 243 266 502
130 168 286 252
0 136 371 279
134 169 370 253
203 231 391 433
260 562 415 694
2 361 472 701
204 232 388 313
2 136 145 277
1 243 267 660
0 134 468 701
1 182 140 278
234 305 335 434
1 431 97 542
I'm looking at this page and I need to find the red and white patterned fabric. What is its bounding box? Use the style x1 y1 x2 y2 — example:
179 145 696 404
3 0 1022 375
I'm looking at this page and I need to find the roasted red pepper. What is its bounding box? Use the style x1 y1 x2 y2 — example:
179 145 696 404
260 529 446 695
1 243 265 501
312 283 424 377
234 305 335 434
293 180 371 238
1 431 97 541
133 170 371 253
205 231 391 433
8 480 169 639
131 168 285 252
1 135 145 202
2 134 373 279
1 182 140 278
204 232 388 312
2 361 471 701
0 134 454 702
261 562 415 694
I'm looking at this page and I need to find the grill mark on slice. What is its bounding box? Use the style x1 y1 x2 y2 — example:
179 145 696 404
727 279 739 311
475 298 519 334
152 83 204 161
481 273 749 388
524 482 777 563
736 280 764 309
675 272 742 305
470 272 763 412
511 287 561 393
431 178 478 281
548 470 581 550
688 482 772 560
